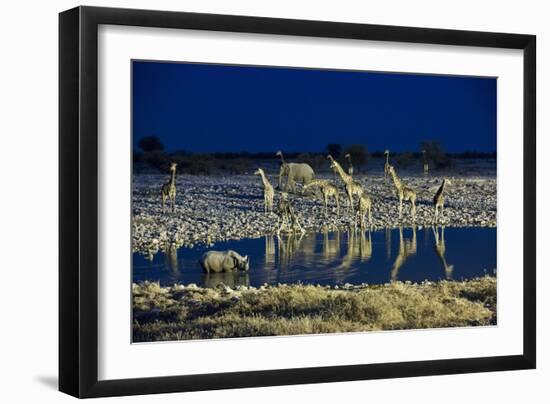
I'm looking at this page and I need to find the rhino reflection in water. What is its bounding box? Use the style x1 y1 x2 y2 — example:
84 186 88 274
204 272 250 289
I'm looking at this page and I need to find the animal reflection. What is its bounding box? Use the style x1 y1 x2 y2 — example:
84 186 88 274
164 242 179 274
334 230 373 279
204 272 250 289
390 226 417 281
432 226 454 279
277 232 306 267
265 234 276 267
322 230 341 262
385 227 391 260
360 231 373 262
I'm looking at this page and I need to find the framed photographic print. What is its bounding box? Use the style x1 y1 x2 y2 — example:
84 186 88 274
59 6 536 398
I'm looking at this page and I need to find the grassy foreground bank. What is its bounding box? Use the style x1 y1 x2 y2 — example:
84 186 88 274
133 277 496 342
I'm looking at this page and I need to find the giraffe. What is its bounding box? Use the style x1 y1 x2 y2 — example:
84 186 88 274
344 153 354 176
275 150 287 190
432 226 454 279
326 154 339 183
356 190 373 229
276 192 305 235
390 226 417 281
254 168 274 213
387 165 417 221
303 179 340 215
161 162 177 213
329 159 363 214
422 149 429 175
384 149 391 183
433 178 451 224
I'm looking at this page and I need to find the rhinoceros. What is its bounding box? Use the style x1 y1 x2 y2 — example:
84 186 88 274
199 250 250 273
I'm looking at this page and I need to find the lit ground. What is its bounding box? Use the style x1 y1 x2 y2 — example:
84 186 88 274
133 160 496 256
132 276 496 342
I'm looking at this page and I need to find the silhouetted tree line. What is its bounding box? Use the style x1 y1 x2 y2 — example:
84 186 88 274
134 136 494 174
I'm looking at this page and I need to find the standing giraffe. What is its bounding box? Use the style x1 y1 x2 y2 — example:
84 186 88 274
254 168 274 213
275 150 287 190
303 179 340 215
344 153 354 176
329 159 363 214
326 154 339 183
422 149 429 175
276 193 305 235
388 165 417 221
161 162 177 213
433 178 451 224
356 190 373 229
384 149 391 183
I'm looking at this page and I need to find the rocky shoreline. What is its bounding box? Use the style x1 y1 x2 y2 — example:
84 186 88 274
133 171 496 257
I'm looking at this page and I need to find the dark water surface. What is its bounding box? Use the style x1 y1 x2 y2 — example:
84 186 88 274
133 227 496 288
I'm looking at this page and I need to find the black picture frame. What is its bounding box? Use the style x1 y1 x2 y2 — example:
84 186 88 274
59 5 536 398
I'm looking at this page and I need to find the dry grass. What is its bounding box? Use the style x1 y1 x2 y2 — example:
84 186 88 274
132 277 496 342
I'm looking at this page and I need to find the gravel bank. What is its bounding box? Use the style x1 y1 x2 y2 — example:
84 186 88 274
132 171 496 256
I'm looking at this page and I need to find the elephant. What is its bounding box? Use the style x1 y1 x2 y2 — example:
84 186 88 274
199 250 250 273
278 162 315 193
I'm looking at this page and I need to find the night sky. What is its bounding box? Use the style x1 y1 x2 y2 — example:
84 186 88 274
132 61 496 153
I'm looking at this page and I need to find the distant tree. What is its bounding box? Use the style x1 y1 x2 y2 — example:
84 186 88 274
142 150 167 171
326 144 342 158
420 140 452 169
344 144 369 171
138 136 164 152
297 153 325 171
395 152 415 168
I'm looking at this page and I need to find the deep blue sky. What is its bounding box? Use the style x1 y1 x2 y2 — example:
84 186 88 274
132 61 496 153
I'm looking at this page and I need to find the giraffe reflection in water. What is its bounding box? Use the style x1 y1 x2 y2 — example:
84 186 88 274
322 230 340 263
164 242 179 275
329 230 373 284
134 226 496 287
390 226 417 282
264 234 276 267
277 232 306 268
432 226 454 280
275 229 372 275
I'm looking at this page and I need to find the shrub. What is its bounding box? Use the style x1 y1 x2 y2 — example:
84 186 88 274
138 135 164 152
421 140 453 169
326 144 342 159
344 144 369 171
395 152 415 168
142 150 168 171
296 153 326 171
